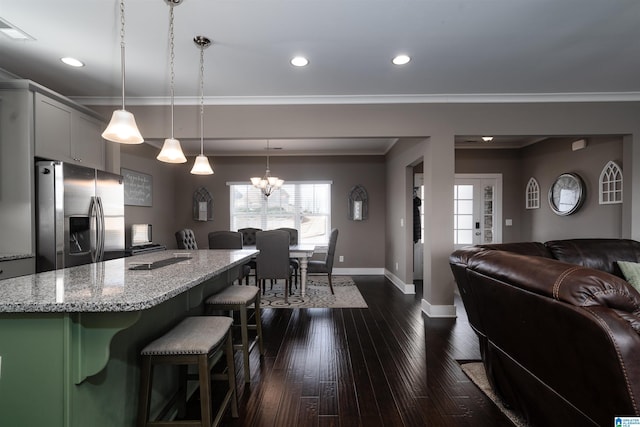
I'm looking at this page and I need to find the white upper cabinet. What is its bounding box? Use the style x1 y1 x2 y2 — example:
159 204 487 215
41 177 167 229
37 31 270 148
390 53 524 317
34 92 105 170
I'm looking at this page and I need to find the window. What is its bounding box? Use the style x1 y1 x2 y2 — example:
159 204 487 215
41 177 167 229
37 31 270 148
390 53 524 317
454 184 474 245
525 177 540 209
599 161 623 205
228 181 331 244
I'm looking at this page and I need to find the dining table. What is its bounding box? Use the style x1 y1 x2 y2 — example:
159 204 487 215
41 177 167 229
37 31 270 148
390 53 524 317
288 244 316 298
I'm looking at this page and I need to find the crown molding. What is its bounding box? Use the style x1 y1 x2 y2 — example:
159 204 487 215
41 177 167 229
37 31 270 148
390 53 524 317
71 92 640 107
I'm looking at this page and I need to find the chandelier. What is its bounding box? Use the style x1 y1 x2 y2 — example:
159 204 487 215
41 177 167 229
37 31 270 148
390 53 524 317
250 140 284 197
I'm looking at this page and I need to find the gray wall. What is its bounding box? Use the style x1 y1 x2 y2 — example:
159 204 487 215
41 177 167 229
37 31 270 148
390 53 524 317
120 149 386 269
455 136 623 244
120 144 178 249
521 136 623 241
92 101 640 315
455 148 523 242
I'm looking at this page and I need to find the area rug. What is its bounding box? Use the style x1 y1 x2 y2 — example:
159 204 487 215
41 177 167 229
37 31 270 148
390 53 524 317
259 275 368 308
460 362 530 427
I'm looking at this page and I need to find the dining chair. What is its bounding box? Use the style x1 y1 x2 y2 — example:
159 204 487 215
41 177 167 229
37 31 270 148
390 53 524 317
208 231 251 285
255 230 294 304
175 228 198 250
238 228 262 246
307 228 339 295
276 227 300 288
238 228 261 285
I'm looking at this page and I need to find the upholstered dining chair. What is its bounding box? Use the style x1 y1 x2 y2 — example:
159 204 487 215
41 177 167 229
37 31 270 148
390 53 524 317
276 227 300 288
175 228 198 250
255 230 294 304
238 227 262 246
238 228 261 285
208 231 251 285
307 228 339 295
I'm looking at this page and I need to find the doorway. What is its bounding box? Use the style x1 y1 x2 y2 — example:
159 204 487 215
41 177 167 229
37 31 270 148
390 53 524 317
454 174 502 249
413 173 424 280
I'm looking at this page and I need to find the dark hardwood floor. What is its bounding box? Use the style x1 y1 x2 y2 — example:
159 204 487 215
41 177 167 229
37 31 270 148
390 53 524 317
215 275 514 426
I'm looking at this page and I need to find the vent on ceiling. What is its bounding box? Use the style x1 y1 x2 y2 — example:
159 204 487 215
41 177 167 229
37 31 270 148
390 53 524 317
0 17 34 40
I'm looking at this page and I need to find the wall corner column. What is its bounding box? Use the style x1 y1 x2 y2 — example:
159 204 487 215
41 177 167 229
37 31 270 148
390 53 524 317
422 133 456 318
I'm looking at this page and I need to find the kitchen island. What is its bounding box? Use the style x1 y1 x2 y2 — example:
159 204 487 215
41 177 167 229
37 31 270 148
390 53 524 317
0 249 257 427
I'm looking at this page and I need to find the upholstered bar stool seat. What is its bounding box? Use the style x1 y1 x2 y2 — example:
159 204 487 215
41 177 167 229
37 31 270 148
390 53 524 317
137 316 238 427
205 285 264 383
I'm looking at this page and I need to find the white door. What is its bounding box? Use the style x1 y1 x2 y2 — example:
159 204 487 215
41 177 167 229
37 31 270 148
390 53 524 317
454 175 502 249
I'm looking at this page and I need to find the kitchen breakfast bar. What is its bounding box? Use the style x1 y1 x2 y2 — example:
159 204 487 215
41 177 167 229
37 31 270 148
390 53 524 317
0 249 257 427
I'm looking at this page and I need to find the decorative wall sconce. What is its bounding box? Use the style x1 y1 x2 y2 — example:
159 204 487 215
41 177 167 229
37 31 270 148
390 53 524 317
348 185 368 221
193 187 213 221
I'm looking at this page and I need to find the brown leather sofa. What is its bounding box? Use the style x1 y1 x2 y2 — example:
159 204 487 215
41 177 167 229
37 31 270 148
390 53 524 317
450 239 640 426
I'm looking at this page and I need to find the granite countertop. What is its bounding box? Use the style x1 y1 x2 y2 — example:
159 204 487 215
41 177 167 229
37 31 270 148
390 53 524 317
0 253 34 261
0 249 257 313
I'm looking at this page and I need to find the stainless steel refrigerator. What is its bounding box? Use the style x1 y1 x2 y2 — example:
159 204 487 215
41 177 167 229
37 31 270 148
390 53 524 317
36 161 125 272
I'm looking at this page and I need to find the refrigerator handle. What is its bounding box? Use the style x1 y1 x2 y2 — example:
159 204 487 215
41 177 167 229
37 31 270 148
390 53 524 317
96 197 106 261
89 197 98 263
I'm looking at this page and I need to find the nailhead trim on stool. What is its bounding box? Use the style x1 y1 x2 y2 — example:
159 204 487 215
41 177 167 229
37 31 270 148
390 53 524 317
137 316 238 427
206 285 264 383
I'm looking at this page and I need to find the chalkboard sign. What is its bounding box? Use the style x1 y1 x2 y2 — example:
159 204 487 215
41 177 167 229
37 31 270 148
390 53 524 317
122 168 152 206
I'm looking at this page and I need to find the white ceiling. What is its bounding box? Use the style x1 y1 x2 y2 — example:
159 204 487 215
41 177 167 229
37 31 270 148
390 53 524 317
1 0 639 154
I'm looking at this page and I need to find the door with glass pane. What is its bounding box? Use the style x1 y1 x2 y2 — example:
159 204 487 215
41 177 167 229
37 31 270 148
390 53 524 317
454 176 501 249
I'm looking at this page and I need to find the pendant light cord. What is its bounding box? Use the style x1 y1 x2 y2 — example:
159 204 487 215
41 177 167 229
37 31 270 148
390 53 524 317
266 139 270 171
199 44 205 155
119 0 126 111
169 4 175 139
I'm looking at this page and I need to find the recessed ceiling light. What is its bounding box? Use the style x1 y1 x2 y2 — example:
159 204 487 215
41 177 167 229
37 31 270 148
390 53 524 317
61 57 85 67
392 54 411 65
482 136 494 142
290 56 309 67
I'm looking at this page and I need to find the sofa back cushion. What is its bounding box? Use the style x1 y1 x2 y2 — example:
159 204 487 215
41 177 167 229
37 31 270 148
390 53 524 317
467 250 640 321
545 239 640 278
479 242 552 258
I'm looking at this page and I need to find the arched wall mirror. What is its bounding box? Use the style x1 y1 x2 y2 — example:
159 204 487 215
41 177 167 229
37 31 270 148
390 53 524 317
348 185 368 221
193 187 213 221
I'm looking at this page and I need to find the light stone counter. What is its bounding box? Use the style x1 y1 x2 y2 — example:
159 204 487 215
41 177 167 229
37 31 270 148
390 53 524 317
0 249 257 313
0 253 34 261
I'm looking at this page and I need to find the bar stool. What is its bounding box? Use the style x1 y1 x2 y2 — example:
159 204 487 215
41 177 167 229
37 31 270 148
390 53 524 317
137 316 238 427
205 285 264 383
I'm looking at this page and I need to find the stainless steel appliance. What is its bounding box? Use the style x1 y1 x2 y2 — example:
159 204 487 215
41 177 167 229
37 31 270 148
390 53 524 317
36 161 125 272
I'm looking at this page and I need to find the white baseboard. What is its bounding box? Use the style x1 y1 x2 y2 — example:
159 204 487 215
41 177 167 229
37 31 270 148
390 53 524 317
331 267 385 276
321 267 456 318
421 299 457 318
383 269 416 295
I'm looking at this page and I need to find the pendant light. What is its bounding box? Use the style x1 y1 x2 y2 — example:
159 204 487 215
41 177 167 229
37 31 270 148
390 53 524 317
157 0 187 163
251 140 284 197
190 36 214 175
101 0 144 144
